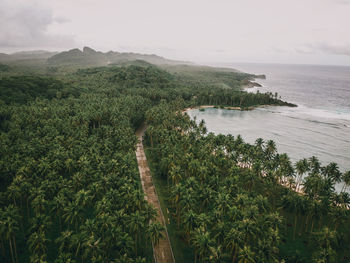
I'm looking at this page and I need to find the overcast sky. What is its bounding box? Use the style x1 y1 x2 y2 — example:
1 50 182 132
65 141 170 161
1 0 350 65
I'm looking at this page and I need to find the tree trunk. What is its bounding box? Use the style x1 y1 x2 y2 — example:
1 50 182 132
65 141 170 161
293 214 298 240
1 239 5 258
310 218 315 233
177 207 180 228
13 237 18 263
26 198 30 218
304 214 310 233
233 246 238 263
75 242 81 257
334 222 339 231
9 238 15 263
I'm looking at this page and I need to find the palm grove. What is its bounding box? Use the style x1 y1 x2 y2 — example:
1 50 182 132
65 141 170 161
0 59 349 263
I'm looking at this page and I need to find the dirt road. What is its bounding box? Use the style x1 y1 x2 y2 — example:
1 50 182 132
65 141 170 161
135 125 175 263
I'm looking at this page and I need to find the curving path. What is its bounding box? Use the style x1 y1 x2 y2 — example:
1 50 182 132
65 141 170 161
135 124 175 263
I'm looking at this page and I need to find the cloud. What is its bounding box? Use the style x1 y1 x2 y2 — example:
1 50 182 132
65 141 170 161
335 0 350 4
54 17 71 24
293 42 350 56
0 0 76 49
295 47 315 55
270 47 289 54
315 43 350 56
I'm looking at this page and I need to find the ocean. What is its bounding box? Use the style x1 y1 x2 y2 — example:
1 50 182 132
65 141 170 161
187 63 350 172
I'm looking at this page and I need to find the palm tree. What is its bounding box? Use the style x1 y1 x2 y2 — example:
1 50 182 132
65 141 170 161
170 183 187 227
191 227 213 263
130 189 144 212
238 245 255 263
7 180 22 207
142 204 157 224
71 231 87 260
306 199 323 233
30 214 51 234
239 218 257 245
31 191 48 216
265 140 277 160
309 156 321 175
341 171 350 193
134 257 147 263
55 230 73 253
263 212 282 232
82 234 103 262
146 222 165 247
303 174 323 201
0 205 20 263
54 252 76 263
256 238 277 263
198 119 207 135
112 254 136 263
275 153 294 185
199 187 213 210
224 227 243 263
254 138 264 150
62 201 84 231
311 227 338 263
169 165 182 186
51 192 67 231
295 158 309 191
336 192 350 209
329 206 349 231
183 210 198 242
322 162 341 184
27 230 49 262
213 220 226 247
128 211 146 255
115 232 134 256
215 193 231 215
75 189 93 208
282 193 306 239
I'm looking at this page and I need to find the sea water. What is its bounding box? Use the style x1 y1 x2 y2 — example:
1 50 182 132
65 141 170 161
187 63 350 172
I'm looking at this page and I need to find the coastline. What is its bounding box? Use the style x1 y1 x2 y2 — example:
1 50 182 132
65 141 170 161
182 104 281 113
241 81 262 90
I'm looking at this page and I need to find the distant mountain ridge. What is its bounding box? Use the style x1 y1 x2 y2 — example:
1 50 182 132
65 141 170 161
0 47 190 67
47 47 189 66
0 51 58 62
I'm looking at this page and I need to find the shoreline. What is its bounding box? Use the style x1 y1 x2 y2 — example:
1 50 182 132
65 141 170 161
182 104 279 113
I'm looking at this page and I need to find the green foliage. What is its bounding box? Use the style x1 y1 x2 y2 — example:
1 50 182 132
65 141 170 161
144 103 350 262
0 64 10 72
1 60 344 263
0 76 80 104
47 46 181 67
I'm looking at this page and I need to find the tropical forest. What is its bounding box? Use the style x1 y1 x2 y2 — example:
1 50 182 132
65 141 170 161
0 48 349 263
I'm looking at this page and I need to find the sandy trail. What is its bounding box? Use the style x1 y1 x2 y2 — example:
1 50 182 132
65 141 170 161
135 124 175 263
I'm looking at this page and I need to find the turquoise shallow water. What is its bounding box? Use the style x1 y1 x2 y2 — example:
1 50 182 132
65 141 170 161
187 63 350 172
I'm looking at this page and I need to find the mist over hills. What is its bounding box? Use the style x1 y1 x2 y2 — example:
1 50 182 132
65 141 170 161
0 47 190 67
0 51 58 62
0 47 248 90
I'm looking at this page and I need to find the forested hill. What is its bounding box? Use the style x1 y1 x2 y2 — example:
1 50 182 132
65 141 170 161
0 51 57 62
2 60 346 263
0 47 189 68
47 47 189 67
0 63 294 107
0 76 80 104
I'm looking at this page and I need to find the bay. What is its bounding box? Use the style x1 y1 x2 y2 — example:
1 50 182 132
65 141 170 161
187 63 350 172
